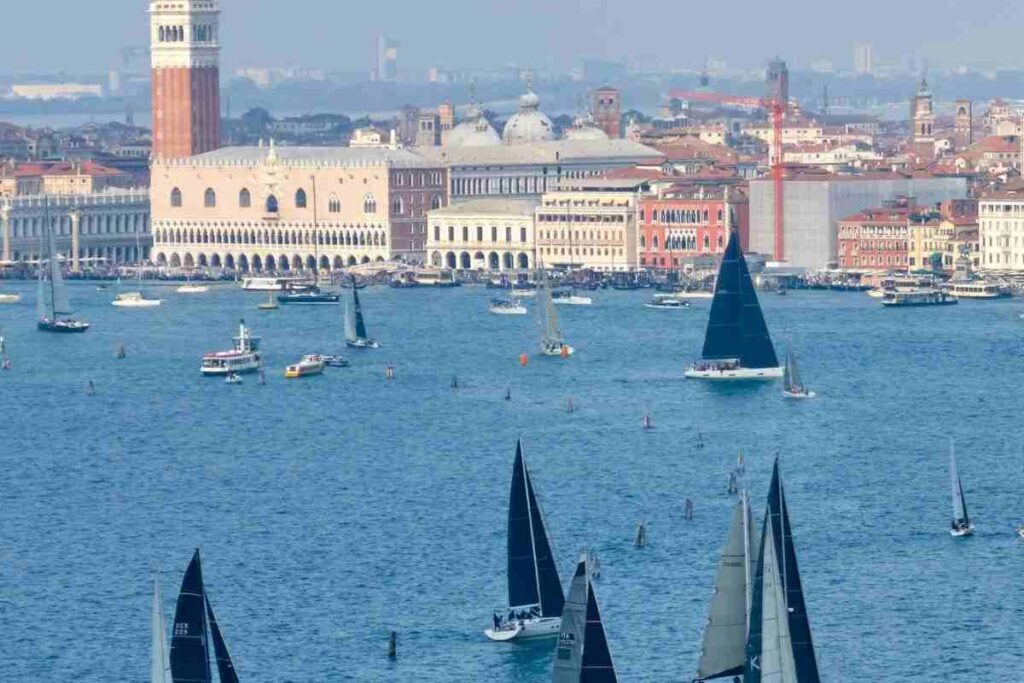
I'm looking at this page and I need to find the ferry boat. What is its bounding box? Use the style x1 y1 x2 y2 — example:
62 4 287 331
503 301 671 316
242 276 314 291
685 230 783 380
881 288 958 307
942 280 1009 300
113 291 163 308
644 294 689 310
201 320 262 376
489 298 528 315
284 354 326 378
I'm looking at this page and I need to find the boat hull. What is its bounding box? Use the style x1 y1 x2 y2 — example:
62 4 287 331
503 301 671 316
644 302 689 310
510 290 536 298
37 320 90 333
784 389 817 399
346 338 381 349
490 306 527 315
950 524 975 537
277 294 341 305
685 366 784 380
541 343 574 358
553 296 592 306
201 359 261 376
484 617 561 642
0 294 20 304
176 285 209 293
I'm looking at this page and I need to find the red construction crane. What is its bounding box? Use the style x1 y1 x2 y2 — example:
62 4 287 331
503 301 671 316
670 90 786 261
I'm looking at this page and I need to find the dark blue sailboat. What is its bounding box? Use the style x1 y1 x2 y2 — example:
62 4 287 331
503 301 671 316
744 460 820 683
345 278 380 348
685 230 780 380
485 439 564 641
551 554 618 682
169 550 241 683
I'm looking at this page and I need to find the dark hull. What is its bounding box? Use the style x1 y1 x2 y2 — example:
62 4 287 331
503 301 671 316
38 320 89 333
277 293 340 304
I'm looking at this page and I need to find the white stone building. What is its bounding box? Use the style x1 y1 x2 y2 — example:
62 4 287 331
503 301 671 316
979 190 1024 271
426 198 538 271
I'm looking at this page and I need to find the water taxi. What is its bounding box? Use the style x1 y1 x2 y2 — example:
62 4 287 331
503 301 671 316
113 291 163 308
489 298 528 315
201 320 262 376
284 354 326 378
552 290 592 306
881 288 958 307
644 294 689 310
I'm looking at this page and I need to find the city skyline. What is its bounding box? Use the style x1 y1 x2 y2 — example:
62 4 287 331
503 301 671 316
3 0 1024 75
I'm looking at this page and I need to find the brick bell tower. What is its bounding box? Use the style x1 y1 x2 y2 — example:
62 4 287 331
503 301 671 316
150 0 221 159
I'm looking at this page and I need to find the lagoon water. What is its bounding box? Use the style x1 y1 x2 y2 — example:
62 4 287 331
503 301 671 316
1 282 1022 681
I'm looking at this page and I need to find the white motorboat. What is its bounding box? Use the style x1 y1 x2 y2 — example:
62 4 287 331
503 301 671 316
673 290 714 300
113 291 163 308
489 298 527 315
510 288 537 298
241 276 313 291
866 288 886 299
176 284 209 294
644 294 689 310
0 293 19 304
224 372 243 385
284 354 326 378
552 291 592 306
201 320 262 376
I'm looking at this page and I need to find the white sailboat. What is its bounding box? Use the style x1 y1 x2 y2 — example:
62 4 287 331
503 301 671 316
150 577 171 683
537 268 574 357
695 492 759 681
114 229 163 307
949 442 974 537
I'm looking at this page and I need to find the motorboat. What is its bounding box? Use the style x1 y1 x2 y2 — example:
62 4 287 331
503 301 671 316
881 288 957 307
489 298 528 315
644 294 689 310
552 290 592 306
673 289 714 300
201 320 262 376
284 354 326 378
484 440 564 643
685 230 782 381
0 293 19 304
510 287 537 298
224 372 243 385
321 355 349 368
113 291 163 308
242 276 312 291
176 284 209 294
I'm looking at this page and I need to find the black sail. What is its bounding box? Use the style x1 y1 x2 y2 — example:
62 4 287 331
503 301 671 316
170 550 212 683
527 465 565 617
581 580 617 681
206 598 240 683
701 230 778 369
352 286 368 340
552 558 617 683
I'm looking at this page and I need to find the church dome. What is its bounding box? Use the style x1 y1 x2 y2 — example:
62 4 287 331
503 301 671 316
445 106 500 147
502 88 555 145
563 114 609 141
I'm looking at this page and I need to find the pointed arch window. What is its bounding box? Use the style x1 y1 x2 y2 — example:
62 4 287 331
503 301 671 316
295 188 307 209
328 196 341 213
239 188 251 208
204 188 217 208
363 193 377 214
170 187 182 208
266 195 279 213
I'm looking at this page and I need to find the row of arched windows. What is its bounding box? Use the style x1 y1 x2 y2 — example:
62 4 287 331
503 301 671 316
171 187 378 215
156 226 386 248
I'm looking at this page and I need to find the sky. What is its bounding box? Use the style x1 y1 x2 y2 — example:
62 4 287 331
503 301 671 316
4 0 1023 75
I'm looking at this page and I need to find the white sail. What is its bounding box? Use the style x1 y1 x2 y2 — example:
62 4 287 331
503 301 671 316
36 265 48 320
150 578 171 683
45 222 71 315
537 269 563 348
343 298 357 342
697 493 759 679
756 516 797 683
949 443 968 523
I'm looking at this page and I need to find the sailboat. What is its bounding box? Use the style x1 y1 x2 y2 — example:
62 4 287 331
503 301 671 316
278 178 339 305
552 206 592 306
949 442 974 537
685 230 781 380
113 227 163 307
744 459 821 683
37 201 89 333
782 347 815 399
537 267 574 357
485 439 565 642
151 577 171 683
169 549 241 683
345 279 380 348
694 492 759 682
551 553 618 682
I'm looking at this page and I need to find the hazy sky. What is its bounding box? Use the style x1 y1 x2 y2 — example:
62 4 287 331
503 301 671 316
4 0 1022 74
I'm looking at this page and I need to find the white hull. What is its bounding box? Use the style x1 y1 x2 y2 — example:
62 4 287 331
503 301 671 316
685 365 784 380
866 289 886 299
510 289 537 298
541 343 574 357
673 291 714 300
177 285 209 293
346 338 381 349
553 296 592 306
490 306 527 315
1016 526 1024 540
201 359 261 376
0 294 20 304
113 295 163 308
644 303 688 310
484 616 561 642
783 389 816 399
950 524 975 537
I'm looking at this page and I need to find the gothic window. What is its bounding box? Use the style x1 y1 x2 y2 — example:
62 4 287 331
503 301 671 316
295 188 307 209
170 187 182 208
392 197 403 215
431 195 442 210
204 188 216 208
239 188 251 208
266 195 279 213
363 193 377 214
328 196 341 213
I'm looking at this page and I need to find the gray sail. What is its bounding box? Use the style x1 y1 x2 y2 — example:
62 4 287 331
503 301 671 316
552 556 617 683
697 493 759 680
783 349 803 393
343 298 357 342
36 263 48 320
749 515 797 682
537 269 563 348
949 443 969 525
45 218 70 315
151 578 171 683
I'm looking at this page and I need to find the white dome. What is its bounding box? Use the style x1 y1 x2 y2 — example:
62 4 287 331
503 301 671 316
502 88 555 144
564 114 609 141
445 108 500 147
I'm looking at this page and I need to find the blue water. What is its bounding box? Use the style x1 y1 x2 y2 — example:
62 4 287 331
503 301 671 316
1 283 1022 681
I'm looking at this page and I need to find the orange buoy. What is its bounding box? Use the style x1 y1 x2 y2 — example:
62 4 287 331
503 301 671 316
519 353 529 367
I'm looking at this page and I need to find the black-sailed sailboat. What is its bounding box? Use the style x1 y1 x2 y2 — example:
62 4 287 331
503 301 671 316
345 277 380 348
744 459 820 683
169 550 241 683
37 199 89 333
485 439 564 641
685 230 780 380
695 491 759 682
551 553 618 683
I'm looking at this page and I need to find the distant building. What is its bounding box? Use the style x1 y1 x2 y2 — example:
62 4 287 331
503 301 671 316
853 43 873 75
425 197 538 271
535 179 646 271
638 184 748 269
837 199 918 270
909 78 935 160
591 86 621 139
748 172 969 268
766 58 789 106
0 161 131 197
376 35 398 82
979 189 1024 271
0 189 151 269
11 83 104 100
954 100 974 150
150 143 447 269
908 200 978 272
